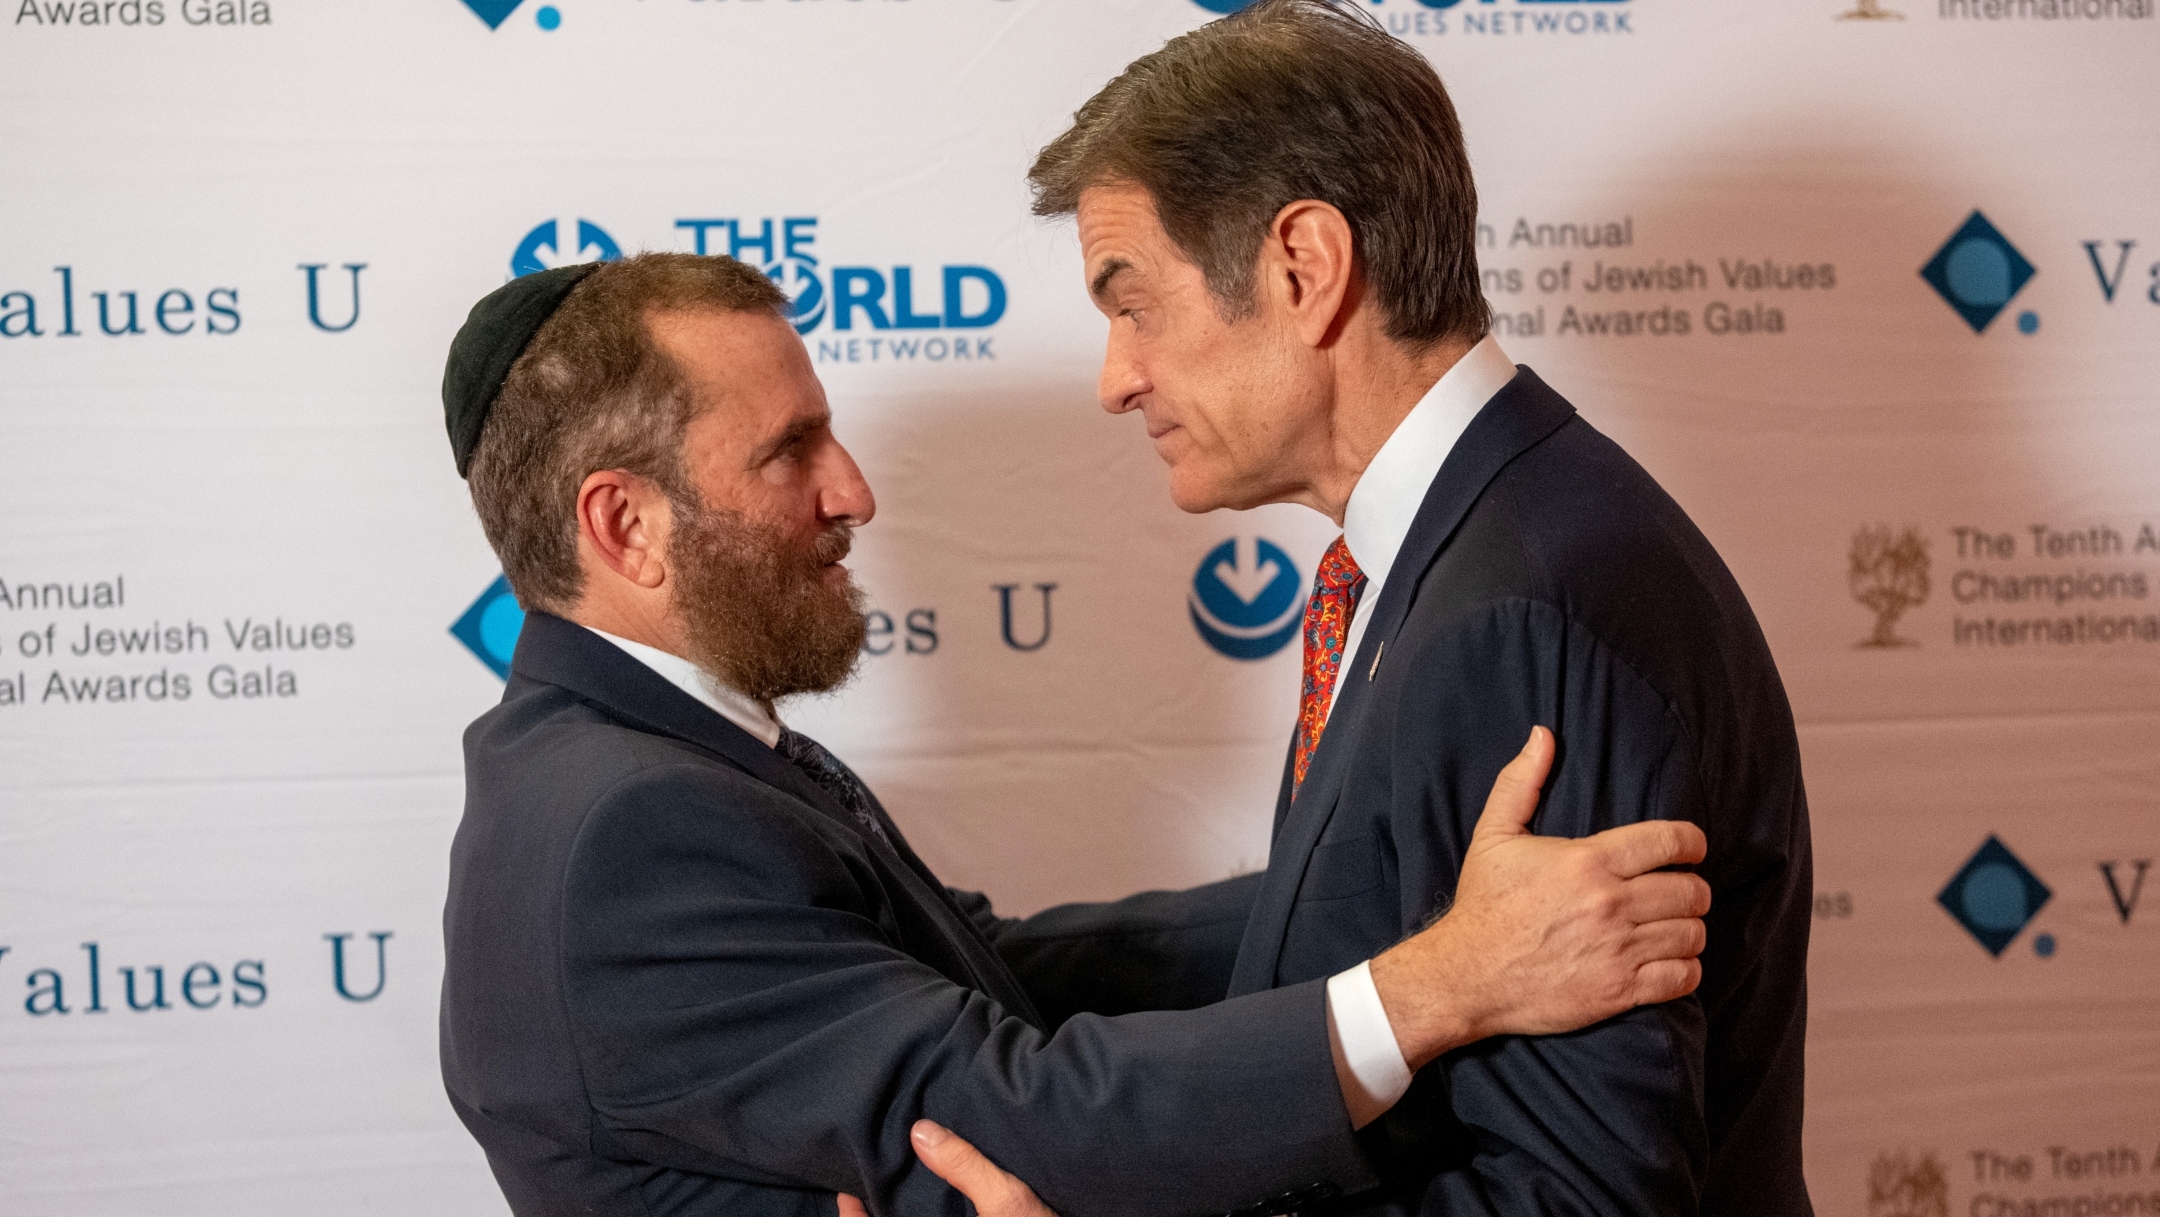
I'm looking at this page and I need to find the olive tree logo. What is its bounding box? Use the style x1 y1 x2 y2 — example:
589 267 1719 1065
1851 525 1930 648
1869 1152 1949 1217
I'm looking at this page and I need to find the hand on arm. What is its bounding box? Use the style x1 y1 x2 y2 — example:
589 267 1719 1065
1369 725 1710 1070
883 727 1710 1215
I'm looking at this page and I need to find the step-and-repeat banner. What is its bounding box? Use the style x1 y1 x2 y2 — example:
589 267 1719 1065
2 1 2154 1213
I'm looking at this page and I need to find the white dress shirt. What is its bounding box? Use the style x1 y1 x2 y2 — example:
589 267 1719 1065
1320 334 1521 1128
585 627 784 747
576 339 1515 1145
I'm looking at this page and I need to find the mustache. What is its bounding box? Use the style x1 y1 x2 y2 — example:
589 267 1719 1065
808 523 853 567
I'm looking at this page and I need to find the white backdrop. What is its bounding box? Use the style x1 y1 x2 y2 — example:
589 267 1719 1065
2 1 2156 1214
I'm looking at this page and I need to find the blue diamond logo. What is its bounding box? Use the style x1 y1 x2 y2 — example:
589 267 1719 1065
1937 835 2050 957
450 574 525 680
1920 211 2036 334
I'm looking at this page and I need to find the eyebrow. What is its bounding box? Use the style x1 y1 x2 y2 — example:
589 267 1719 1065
1089 258 1133 303
750 412 829 467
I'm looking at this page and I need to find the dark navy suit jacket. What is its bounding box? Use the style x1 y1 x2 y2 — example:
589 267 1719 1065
441 611 1376 1217
1222 368 1814 1217
442 367 1811 1217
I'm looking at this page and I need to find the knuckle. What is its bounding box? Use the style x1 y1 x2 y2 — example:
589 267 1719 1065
1589 886 1623 921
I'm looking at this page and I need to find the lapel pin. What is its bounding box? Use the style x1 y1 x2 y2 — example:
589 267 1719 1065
1368 639 1385 681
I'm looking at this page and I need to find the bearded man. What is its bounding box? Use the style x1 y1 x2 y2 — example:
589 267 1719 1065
436 253 1714 1217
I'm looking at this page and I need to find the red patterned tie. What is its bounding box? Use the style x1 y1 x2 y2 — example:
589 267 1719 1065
1292 536 1366 796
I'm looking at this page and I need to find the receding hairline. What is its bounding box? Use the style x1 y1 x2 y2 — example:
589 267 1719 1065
639 301 833 470
638 297 793 348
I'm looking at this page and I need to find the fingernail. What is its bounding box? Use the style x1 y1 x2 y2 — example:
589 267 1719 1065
911 1120 949 1148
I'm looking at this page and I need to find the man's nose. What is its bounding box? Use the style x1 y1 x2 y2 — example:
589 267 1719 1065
1097 328 1148 415
818 437 877 528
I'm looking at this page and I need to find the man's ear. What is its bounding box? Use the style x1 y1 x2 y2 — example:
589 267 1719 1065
1263 199 1359 350
575 469 672 591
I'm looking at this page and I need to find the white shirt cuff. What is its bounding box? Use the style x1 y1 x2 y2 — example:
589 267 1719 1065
1324 959 1415 1130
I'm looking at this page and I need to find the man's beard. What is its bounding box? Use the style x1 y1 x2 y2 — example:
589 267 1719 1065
667 495 867 706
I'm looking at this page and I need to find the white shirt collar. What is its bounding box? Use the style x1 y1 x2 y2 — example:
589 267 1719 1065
1340 333 1517 587
1322 335 1516 724
582 626 784 749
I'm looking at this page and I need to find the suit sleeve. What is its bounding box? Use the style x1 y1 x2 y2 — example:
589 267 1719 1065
1379 598 1710 1216
557 766 1371 1217
953 875 1261 1024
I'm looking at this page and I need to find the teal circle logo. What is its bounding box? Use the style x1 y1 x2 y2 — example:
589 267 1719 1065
451 574 525 680
766 260 828 334
512 218 622 279
1945 239 2012 307
1960 862 2028 931
1188 538 1303 660
479 594 526 667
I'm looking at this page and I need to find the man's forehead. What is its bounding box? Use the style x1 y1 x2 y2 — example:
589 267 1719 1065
1080 182 1166 244
652 307 809 385
654 309 822 426
1077 185 1183 295
1077 204 1233 331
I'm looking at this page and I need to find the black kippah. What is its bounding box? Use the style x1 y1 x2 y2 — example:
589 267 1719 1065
442 263 602 478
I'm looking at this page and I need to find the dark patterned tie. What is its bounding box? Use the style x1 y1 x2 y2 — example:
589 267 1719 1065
776 728 892 848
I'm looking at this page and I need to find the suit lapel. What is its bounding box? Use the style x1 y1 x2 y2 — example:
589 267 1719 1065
511 612 1043 1023
1228 368 1577 996
510 611 849 825
1351 368 1575 674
